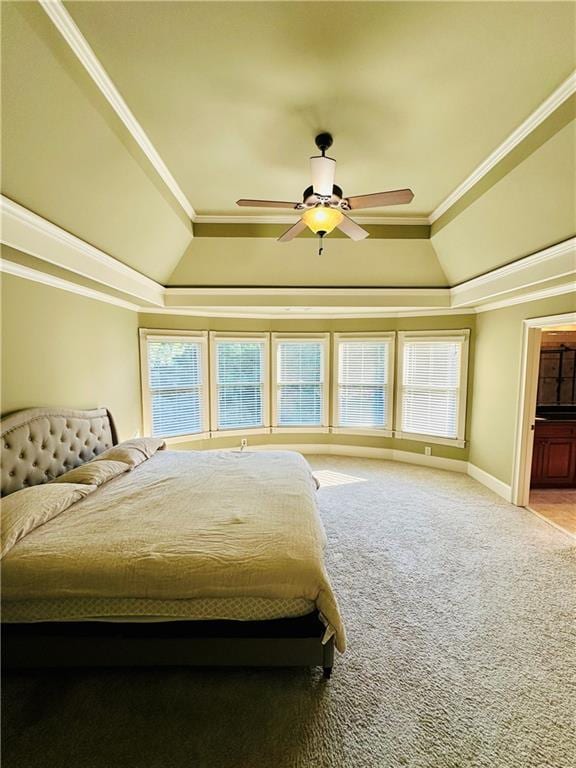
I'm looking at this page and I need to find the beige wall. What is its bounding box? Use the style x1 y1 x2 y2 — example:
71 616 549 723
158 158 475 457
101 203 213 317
139 311 476 460
1 274 141 440
469 293 576 486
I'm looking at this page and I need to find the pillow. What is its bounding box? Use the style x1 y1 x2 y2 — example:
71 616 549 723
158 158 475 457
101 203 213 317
52 460 130 487
93 437 166 468
1 483 96 559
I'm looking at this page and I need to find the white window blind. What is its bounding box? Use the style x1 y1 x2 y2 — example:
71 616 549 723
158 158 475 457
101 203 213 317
276 340 326 427
214 340 265 430
399 338 465 440
147 339 206 437
337 340 391 429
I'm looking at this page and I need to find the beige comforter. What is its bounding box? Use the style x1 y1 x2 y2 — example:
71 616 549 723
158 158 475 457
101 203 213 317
2 450 345 651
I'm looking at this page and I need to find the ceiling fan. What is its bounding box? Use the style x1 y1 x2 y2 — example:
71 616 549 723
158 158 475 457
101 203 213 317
236 132 414 254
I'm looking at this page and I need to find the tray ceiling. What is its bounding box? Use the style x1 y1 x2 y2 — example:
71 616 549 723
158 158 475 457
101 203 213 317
1 1 574 292
64 1 575 217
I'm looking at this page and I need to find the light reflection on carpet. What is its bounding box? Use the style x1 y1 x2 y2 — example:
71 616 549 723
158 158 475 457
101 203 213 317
313 469 367 488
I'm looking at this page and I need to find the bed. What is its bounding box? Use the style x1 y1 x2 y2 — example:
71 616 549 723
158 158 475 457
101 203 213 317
1 407 344 677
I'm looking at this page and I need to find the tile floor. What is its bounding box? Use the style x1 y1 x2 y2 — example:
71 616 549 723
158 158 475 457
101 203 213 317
528 489 576 537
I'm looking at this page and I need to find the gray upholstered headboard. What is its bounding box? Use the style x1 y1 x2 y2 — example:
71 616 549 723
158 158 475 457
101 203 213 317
1 407 118 497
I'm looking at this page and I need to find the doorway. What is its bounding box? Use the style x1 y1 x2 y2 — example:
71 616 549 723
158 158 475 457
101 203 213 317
512 313 576 536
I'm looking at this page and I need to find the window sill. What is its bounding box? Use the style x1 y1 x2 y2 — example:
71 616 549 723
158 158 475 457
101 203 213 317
164 432 210 445
271 427 330 434
331 427 393 438
210 427 270 438
394 431 466 449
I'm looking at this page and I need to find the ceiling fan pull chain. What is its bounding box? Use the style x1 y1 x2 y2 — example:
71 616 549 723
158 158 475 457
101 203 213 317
318 233 324 256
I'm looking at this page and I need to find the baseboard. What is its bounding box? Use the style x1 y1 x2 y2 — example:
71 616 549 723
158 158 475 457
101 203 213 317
246 443 468 473
245 443 392 460
467 462 512 502
393 449 467 473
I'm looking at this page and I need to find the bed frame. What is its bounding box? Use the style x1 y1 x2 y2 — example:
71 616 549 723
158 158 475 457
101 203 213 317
0 407 334 677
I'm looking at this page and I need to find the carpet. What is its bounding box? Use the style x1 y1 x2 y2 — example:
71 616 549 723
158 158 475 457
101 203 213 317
3 456 575 768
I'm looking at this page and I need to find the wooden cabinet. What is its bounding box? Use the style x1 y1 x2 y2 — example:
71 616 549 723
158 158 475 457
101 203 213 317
531 421 576 488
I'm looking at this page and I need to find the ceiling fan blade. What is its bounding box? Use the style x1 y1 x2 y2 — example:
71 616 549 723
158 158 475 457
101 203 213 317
236 199 300 209
277 218 307 242
337 214 370 241
345 188 414 210
310 156 336 197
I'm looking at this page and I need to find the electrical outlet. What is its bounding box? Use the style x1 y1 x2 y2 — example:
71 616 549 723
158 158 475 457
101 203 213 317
424 446 432 456
240 438 248 451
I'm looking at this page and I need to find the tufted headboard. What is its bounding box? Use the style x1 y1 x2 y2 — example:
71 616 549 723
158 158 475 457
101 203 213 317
1 407 118 497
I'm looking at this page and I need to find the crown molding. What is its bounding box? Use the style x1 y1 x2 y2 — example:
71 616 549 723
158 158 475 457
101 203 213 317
474 281 575 314
164 286 448 297
451 238 576 307
0 196 164 306
1 199 572 318
141 306 475 320
430 71 576 225
0 259 140 312
193 214 431 226
39 0 195 222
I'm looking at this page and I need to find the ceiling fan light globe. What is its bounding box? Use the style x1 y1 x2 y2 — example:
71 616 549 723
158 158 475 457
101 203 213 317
302 206 343 235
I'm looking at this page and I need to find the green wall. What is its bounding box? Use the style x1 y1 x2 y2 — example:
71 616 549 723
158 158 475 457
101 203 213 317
139 311 475 460
7 275 573 481
469 293 576 485
1 273 141 441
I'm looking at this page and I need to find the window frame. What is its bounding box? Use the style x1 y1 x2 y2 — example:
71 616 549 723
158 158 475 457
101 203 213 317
139 329 210 444
395 329 470 448
209 331 271 436
332 332 395 436
271 333 330 434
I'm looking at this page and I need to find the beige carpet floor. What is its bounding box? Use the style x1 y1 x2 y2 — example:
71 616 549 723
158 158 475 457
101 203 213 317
3 456 575 768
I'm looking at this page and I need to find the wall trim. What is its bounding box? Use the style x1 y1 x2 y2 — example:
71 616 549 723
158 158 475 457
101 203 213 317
451 238 576 298
0 259 140 312
0 196 164 306
451 238 576 307
242 442 468 473
474 281 575 314
1 199 572 317
523 311 576 328
142 306 476 319
39 0 195 222
511 311 576 507
165 286 449 297
430 71 576 224
467 462 512 502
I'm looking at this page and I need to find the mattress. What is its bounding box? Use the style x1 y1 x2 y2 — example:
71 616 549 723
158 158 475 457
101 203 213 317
2 596 316 623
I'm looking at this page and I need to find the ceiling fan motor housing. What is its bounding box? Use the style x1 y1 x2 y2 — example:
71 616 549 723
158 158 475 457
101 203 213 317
302 184 349 210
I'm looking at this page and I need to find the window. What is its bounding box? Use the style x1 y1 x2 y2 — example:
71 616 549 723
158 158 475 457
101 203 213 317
333 334 394 433
140 331 209 440
272 334 330 431
396 331 469 447
210 334 269 433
